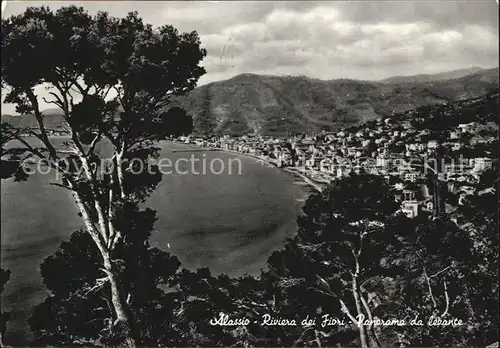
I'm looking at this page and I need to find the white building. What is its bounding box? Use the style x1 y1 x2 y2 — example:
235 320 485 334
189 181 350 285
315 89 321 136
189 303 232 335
458 122 475 133
405 172 418 182
427 140 438 149
400 190 418 218
472 157 492 172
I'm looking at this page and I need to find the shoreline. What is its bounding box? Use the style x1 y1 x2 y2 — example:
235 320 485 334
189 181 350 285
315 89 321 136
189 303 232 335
282 167 325 193
3 138 318 346
195 144 327 193
11 137 327 193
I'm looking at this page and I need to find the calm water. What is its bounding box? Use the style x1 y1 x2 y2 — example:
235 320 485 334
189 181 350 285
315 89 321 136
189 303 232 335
1 139 308 345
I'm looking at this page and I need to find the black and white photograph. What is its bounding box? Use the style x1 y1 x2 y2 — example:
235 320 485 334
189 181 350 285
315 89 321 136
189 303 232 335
0 1 498 347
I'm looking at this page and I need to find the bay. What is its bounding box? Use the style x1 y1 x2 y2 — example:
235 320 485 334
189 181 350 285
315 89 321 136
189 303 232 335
1 138 308 344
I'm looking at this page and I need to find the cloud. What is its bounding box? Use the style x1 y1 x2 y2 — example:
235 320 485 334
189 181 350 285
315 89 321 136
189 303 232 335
194 3 497 83
1 1 498 114
334 1 499 30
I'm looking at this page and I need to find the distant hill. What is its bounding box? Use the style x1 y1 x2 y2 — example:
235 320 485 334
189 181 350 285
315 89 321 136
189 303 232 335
2 68 499 136
398 90 499 127
380 66 487 84
173 67 498 135
1 108 65 131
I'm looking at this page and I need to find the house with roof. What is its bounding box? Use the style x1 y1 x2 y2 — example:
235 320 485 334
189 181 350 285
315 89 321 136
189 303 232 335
400 190 419 218
471 157 492 172
427 140 438 149
420 198 434 213
458 122 475 133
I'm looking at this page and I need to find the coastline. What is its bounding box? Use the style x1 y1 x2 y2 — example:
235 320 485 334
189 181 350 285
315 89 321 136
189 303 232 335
9 137 327 194
282 167 325 193
196 144 327 193
1 140 308 344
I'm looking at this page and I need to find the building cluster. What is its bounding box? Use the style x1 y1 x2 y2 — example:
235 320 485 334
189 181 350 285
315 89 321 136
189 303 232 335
178 114 496 220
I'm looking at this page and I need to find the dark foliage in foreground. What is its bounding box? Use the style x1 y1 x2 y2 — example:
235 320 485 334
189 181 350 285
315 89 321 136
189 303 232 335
1 268 11 345
29 172 498 347
2 5 204 347
2 4 497 348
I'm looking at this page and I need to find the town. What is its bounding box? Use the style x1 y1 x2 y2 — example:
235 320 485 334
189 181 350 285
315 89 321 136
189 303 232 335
177 98 497 221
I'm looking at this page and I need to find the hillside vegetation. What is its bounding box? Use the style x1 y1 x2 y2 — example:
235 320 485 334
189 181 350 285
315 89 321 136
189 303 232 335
380 66 486 84
1 108 66 132
3 68 499 136
176 67 498 136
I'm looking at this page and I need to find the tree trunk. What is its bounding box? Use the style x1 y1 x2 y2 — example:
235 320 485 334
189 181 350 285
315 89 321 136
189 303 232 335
22 80 136 347
103 257 136 348
115 149 126 199
422 266 437 308
360 291 381 348
72 191 136 347
352 275 368 348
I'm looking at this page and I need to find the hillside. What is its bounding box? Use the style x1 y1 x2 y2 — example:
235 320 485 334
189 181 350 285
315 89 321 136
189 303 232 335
380 66 486 84
1 109 65 131
2 68 499 136
175 67 498 135
401 90 499 129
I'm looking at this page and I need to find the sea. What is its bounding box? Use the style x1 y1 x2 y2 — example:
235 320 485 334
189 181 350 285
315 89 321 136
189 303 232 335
0 138 310 345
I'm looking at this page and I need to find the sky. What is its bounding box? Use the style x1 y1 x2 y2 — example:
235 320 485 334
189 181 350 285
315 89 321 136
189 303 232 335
1 0 499 114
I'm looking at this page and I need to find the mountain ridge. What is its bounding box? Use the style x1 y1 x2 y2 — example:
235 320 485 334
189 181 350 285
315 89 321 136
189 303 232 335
174 67 498 135
379 66 487 84
2 67 499 136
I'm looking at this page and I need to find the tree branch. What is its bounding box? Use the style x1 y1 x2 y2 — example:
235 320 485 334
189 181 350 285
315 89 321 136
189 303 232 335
107 171 118 249
48 91 66 108
50 182 73 191
24 89 58 160
360 291 381 348
52 80 70 115
314 329 322 348
233 299 262 317
10 133 46 160
72 188 109 258
293 327 315 347
422 265 438 309
56 149 78 155
100 85 113 100
429 263 454 279
84 277 109 296
42 96 64 109
441 280 450 317
87 133 102 157
9 132 72 178
339 298 358 326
